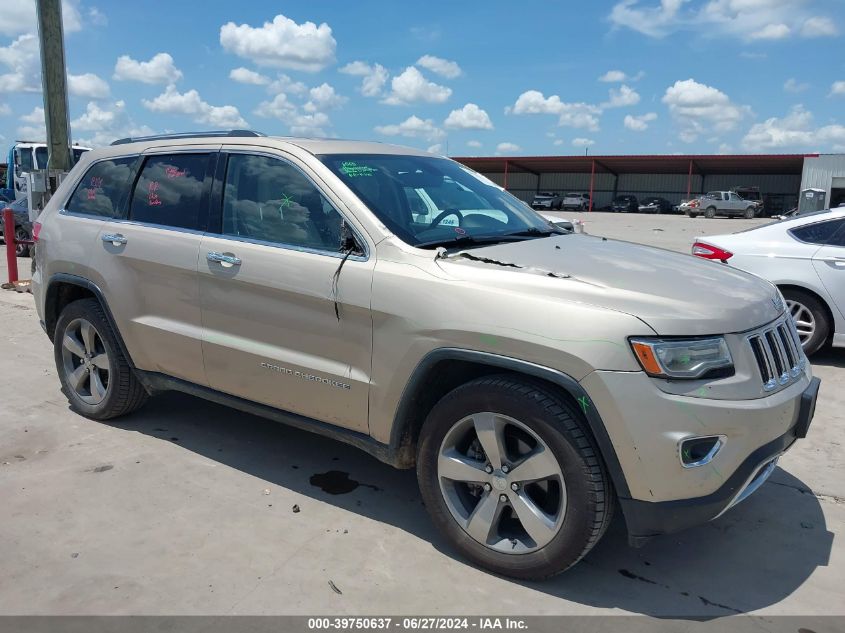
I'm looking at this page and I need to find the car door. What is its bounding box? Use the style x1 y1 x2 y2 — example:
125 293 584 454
811 220 845 321
198 149 374 432
85 147 218 386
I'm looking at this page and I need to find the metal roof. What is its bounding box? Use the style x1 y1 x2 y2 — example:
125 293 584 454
453 154 813 176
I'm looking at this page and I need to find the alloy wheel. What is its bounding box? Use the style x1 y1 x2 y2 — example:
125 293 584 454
60 318 111 405
786 300 815 346
437 412 566 554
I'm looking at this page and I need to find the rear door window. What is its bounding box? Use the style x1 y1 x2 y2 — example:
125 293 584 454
129 153 212 230
66 157 137 218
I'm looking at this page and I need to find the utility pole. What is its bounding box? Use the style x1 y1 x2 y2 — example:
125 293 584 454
36 0 73 175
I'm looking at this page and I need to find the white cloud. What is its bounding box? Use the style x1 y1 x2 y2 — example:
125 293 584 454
444 103 493 130
71 100 154 147
608 0 686 38
624 112 658 131
750 23 790 40
20 106 43 124
0 34 40 93
496 142 521 154
599 70 627 82
0 103 11 116
229 67 270 85
114 53 182 84
254 92 335 137
68 72 110 99
801 16 838 37
220 14 336 72
830 81 845 96
254 93 297 120
303 83 347 112
553 139 564 146
0 0 81 36
88 7 108 27
466 140 482 148
508 90 601 131
143 85 248 128
340 61 389 97
662 78 750 142
572 138 595 147
382 66 452 105
784 78 809 93
598 69 644 82
416 55 462 79
266 74 308 96
742 105 845 151
427 143 443 154
603 84 640 108
610 0 838 41
374 115 444 142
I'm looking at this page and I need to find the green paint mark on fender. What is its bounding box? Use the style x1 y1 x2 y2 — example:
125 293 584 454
577 396 590 414
340 161 376 178
479 333 500 346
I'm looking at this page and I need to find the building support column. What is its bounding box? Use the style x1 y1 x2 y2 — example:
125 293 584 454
503 159 509 191
588 159 595 211
687 159 693 198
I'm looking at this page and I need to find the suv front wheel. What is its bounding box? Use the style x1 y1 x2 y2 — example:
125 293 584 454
417 375 614 580
54 298 148 420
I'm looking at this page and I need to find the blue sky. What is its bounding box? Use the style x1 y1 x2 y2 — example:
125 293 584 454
2 0 844 156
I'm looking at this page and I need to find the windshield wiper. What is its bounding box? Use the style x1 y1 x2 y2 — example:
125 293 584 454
501 227 565 237
415 233 535 249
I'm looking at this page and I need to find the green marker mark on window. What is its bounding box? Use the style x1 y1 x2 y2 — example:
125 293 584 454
278 193 294 210
577 396 590 414
340 161 376 178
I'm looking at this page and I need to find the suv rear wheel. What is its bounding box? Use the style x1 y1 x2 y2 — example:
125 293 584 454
417 375 613 580
54 298 148 420
705 206 717 219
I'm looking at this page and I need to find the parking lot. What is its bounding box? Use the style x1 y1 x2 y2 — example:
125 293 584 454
1 212 843 618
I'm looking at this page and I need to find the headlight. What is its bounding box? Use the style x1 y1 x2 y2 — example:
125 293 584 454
629 337 733 379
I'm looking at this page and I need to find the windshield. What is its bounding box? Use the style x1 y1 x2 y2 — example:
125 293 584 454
320 154 554 247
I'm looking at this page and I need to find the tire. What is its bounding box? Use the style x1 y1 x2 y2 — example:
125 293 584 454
14 226 30 258
744 206 755 219
417 375 614 580
780 288 830 356
705 207 716 219
54 298 148 420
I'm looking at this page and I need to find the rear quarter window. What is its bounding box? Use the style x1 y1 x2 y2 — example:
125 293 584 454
65 157 137 218
789 219 844 245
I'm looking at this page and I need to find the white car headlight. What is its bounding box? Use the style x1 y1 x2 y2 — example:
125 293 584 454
629 337 733 379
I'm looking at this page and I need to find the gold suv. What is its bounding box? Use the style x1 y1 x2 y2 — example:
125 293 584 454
32 131 820 579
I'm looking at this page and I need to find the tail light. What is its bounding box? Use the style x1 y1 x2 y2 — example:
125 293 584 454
692 241 733 262
690 200 700 208
32 221 42 242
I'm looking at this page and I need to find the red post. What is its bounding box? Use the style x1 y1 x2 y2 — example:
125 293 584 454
687 159 693 198
503 159 509 191
588 159 595 211
3 207 18 284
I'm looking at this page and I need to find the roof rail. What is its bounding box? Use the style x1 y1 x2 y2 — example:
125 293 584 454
110 130 265 146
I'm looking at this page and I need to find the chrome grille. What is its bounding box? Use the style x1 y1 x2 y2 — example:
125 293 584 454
748 317 805 391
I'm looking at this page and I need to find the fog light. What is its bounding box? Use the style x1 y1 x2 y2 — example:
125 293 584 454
679 435 726 468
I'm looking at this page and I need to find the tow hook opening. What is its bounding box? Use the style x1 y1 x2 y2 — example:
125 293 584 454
679 435 726 468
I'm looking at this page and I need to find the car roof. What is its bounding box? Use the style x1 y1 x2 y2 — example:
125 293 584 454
89 134 432 159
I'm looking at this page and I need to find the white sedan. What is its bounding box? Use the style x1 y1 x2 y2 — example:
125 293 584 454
692 208 845 355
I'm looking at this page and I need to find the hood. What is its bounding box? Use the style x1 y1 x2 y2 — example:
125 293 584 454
436 234 784 336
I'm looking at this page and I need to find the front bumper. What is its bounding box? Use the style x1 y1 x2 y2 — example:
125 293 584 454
615 376 819 543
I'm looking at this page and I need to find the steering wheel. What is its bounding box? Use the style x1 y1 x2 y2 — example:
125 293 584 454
431 208 463 227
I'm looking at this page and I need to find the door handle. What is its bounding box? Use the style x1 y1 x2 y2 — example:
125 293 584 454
206 251 242 267
101 233 127 246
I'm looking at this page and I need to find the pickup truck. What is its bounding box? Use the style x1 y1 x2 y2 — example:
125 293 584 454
685 191 759 219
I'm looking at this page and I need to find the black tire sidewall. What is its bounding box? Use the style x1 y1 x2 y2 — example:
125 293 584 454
417 377 609 579
54 299 124 419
